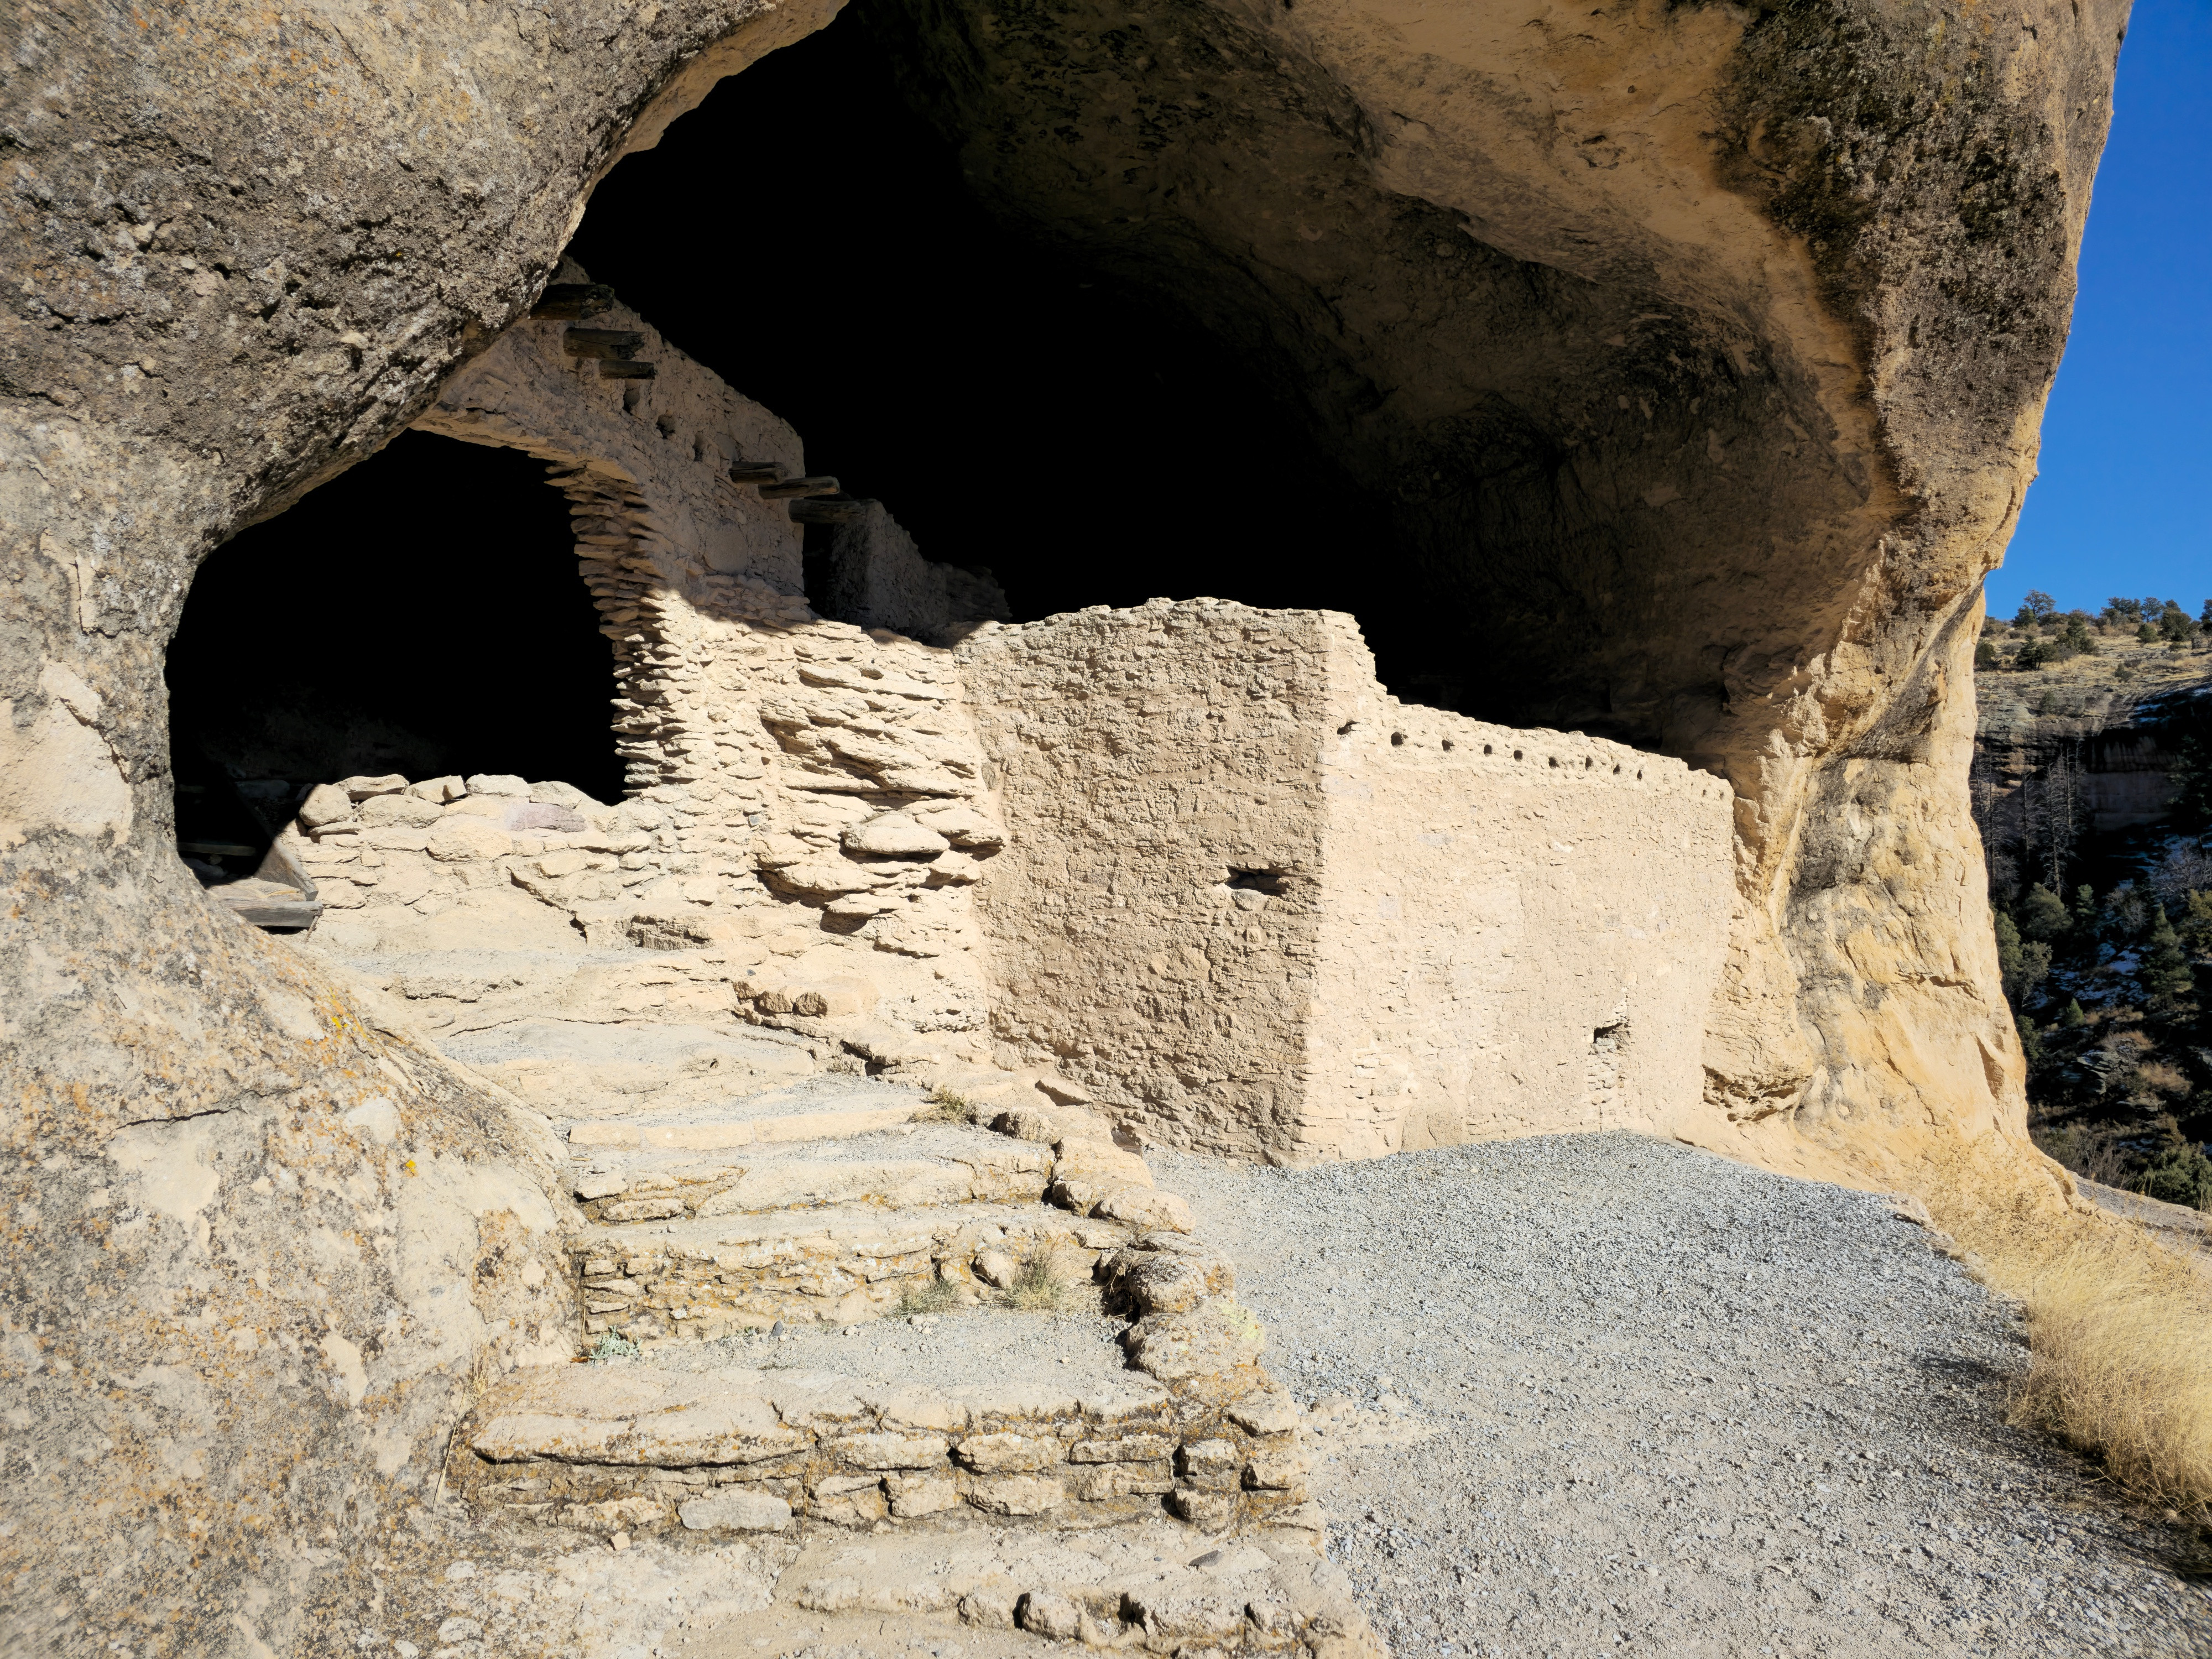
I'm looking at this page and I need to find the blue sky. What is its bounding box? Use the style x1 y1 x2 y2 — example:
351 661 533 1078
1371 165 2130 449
1988 3 2212 620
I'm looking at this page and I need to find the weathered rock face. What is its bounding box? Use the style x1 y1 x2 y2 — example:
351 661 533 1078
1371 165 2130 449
1977 664 2210 843
0 0 2125 1646
864 0 2128 1178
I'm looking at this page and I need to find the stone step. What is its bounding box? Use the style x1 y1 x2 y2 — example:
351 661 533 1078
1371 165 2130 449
564 1120 1055 1223
564 1089 1195 1228
434 1014 822 1117
560 1073 937 1151
449 1312 1312 1541
776 1515 1382 1655
570 1201 1139 1338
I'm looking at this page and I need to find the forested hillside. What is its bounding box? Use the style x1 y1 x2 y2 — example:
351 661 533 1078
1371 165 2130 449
1973 592 2212 1203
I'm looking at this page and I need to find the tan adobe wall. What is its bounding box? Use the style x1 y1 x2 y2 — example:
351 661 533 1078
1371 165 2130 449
959 601 1335 1156
1306 618 1737 1160
959 601 1735 1164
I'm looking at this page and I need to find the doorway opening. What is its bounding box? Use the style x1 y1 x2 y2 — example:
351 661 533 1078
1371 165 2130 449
166 431 622 917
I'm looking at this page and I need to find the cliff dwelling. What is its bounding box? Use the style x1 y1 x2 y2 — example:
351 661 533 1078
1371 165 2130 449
3 0 2174 1652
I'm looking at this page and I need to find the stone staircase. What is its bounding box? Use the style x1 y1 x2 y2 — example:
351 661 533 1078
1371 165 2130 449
319 935 1386 1653
448 1309 1304 1535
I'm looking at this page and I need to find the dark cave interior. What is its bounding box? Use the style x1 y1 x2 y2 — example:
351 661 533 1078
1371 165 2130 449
169 0 1724 844
166 1 1463 843
166 431 627 839
562 8 1449 691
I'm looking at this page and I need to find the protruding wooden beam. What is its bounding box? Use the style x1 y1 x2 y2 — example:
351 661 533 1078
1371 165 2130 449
759 476 840 500
598 360 657 380
566 327 645 359
788 495 873 525
534 283 618 320
729 462 787 484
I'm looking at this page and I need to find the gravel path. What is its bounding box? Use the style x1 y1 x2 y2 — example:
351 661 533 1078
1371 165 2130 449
1150 1133 2211 1658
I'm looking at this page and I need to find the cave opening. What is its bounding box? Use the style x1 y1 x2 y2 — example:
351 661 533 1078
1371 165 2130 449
563 5 1463 704
165 430 624 911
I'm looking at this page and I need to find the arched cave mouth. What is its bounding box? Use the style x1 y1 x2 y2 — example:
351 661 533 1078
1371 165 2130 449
168 0 1806 906
564 6 1470 712
166 431 624 899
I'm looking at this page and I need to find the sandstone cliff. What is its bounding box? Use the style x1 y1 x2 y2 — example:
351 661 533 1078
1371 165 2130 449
1975 643 2210 855
0 0 2129 1647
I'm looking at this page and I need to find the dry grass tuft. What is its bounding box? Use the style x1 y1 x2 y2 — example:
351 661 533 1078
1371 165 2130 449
897 1277 964 1317
916 1087 979 1126
1929 1176 2212 1516
1004 1239 1072 1312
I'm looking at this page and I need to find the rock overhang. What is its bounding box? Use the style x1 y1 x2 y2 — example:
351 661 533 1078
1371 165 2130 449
0 0 2128 1648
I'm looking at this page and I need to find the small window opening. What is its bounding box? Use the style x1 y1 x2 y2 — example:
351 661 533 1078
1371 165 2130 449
1582 756 1592 769
1513 749 1524 761
1548 756 1559 768
1226 868 1291 896
1613 763 1621 774
1338 722 1357 735
1390 732 1405 747
1592 1020 1627 1052
1442 739 1454 752
1483 744 1493 755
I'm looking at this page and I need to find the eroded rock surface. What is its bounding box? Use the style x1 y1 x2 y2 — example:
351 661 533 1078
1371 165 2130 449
865 0 2130 1181
0 0 2128 1650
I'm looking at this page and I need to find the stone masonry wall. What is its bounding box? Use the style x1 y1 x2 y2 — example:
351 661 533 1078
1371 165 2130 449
958 601 1333 1156
349 270 1013 1054
1308 619 1738 1159
959 601 1736 1164
332 307 1732 1167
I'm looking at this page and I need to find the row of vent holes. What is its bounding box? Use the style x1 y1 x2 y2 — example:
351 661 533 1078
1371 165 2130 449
1374 727 1644 781
1344 722 1661 782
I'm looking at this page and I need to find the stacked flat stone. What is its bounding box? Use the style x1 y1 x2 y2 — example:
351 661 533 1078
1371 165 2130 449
449 1354 1308 1537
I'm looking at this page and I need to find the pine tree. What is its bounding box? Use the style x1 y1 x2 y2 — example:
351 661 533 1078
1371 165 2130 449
2141 904 2194 1008
2017 883 2072 943
1994 911 2051 1008
2060 998 2088 1029
2183 891 2212 961
2073 884 2098 929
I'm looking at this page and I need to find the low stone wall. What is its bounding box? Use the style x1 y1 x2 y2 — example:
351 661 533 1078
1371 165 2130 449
449 1358 1308 1538
959 600 1736 1162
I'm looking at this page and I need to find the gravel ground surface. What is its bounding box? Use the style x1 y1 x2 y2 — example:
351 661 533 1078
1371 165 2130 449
1150 1132 2212 1659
